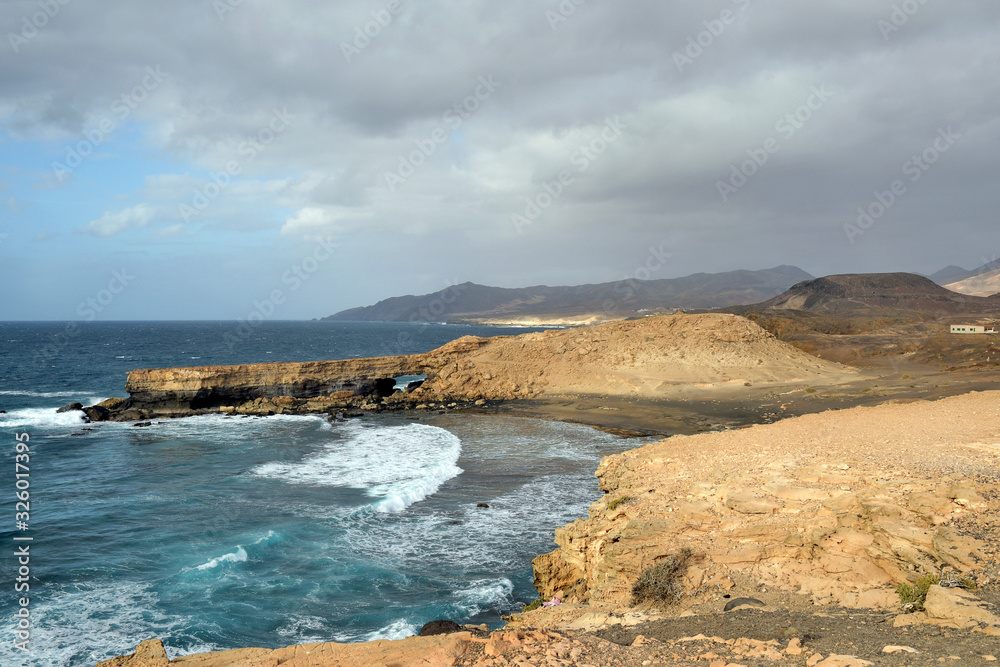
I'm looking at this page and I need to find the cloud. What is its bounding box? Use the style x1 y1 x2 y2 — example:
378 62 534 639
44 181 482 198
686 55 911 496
3 1 1000 319
81 203 155 237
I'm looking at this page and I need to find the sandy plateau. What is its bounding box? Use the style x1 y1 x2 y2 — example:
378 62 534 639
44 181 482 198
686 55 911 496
95 315 1000 666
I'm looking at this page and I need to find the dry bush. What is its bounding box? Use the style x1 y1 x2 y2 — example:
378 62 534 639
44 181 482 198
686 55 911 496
631 548 693 607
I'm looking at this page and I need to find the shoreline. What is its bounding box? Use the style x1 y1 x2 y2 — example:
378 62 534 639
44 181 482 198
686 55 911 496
88 315 1000 665
98 388 1000 667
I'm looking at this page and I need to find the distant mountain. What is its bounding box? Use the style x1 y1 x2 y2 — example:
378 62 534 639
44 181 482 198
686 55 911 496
733 272 1000 316
945 267 1000 297
324 266 814 324
927 265 973 285
928 259 1000 285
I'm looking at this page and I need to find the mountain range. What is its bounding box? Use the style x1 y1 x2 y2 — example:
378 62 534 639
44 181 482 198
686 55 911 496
324 266 814 324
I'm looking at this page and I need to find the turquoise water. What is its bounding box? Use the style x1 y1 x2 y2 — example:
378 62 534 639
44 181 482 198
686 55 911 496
0 322 628 666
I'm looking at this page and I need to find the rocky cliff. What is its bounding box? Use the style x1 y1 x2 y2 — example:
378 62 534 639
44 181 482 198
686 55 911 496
96 391 1000 667
85 313 854 421
530 391 1000 629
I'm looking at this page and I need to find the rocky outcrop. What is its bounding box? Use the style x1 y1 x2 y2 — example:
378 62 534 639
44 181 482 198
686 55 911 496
96 639 169 667
531 391 1000 625
83 314 854 421
98 633 475 667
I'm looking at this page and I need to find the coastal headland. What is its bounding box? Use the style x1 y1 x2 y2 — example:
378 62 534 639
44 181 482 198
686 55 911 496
81 313 857 428
90 313 1000 665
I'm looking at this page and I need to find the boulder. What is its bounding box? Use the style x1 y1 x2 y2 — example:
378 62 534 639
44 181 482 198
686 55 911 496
418 619 463 636
923 585 1000 629
82 405 110 422
96 639 169 667
56 402 84 413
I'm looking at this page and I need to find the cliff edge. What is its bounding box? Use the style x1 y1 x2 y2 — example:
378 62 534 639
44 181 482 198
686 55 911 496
528 391 1000 630
97 392 1000 666
86 313 855 421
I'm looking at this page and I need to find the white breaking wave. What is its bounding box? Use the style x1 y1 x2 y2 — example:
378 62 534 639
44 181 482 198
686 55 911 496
0 581 223 667
452 578 514 616
335 618 419 643
253 530 277 545
0 390 82 398
194 546 248 570
276 614 333 644
253 423 463 513
0 406 86 429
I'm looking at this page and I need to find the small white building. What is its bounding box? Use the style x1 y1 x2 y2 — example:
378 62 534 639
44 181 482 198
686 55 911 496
951 324 996 334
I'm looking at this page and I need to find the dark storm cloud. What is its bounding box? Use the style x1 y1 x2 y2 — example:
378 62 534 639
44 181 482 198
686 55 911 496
2 0 999 318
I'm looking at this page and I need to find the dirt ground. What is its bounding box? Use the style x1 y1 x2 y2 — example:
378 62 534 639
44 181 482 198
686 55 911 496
498 364 1000 437
449 604 1000 667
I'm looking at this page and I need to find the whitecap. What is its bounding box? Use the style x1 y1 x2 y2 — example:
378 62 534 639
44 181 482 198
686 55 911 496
194 546 248 570
253 530 277 545
334 618 418 643
0 390 81 398
452 578 514 615
0 580 224 667
253 423 463 513
0 406 86 429
275 615 331 643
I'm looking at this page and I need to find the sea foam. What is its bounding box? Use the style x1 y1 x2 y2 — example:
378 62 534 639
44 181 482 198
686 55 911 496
0 406 86 429
253 422 463 512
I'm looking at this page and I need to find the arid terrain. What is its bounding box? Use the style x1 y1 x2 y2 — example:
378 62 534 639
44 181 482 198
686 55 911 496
99 392 1000 667
93 282 1000 667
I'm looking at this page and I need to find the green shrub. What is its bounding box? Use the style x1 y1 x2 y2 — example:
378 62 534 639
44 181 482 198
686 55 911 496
804 387 817 393
522 598 542 612
895 574 939 611
608 495 632 511
631 548 693 607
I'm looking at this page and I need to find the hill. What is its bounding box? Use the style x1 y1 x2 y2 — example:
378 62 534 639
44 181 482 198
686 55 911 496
739 272 1000 317
724 273 1000 369
927 264 974 284
324 266 813 325
946 266 1000 297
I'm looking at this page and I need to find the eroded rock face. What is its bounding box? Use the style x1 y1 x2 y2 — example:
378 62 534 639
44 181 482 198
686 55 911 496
533 392 1000 616
96 639 169 667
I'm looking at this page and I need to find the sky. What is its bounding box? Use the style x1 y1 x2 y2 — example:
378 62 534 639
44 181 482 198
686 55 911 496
1 0 998 320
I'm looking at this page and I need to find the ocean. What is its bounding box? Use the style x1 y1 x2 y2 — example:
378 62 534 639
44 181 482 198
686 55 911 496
0 321 630 666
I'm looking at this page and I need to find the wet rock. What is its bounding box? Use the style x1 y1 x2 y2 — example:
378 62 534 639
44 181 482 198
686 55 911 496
57 402 84 413
418 619 463 636
82 405 110 422
133 422 153 428
477 503 490 508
